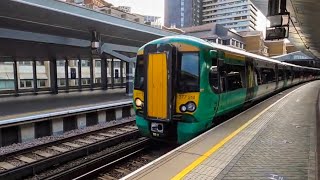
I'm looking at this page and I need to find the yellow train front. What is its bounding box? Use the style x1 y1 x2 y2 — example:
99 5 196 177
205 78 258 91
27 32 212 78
133 35 320 144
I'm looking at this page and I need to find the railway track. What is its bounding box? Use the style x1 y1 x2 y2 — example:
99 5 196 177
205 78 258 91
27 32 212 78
0 121 140 180
72 142 177 180
43 138 150 180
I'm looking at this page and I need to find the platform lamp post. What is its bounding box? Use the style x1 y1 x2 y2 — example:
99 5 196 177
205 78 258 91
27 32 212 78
91 30 101 91
13 57 19 96
32 58 38 95
64 57 69 93
101 54 108 90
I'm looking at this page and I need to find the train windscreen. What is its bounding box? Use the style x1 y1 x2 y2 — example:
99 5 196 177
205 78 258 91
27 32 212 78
177 53 200 92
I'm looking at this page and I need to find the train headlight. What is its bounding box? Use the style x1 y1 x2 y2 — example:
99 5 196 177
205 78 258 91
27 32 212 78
180 105 187 112
135 98 143 107
186 102 197 112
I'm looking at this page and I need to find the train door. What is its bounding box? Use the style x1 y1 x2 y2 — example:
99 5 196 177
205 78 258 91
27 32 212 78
215 51 228 116
208 50 220 117
143 44 174 121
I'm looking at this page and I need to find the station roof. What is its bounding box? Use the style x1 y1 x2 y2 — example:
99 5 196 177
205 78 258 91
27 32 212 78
251 0 320 59
273 51 314 61
0 0 177 48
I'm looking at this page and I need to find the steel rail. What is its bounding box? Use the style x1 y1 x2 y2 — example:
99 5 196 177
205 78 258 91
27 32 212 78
0 123 139 180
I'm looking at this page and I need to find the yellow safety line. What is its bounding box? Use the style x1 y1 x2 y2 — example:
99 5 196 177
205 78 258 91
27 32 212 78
171 85 302 180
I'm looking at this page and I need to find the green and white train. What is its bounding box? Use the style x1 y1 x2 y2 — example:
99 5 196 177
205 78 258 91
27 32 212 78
133 35 320 144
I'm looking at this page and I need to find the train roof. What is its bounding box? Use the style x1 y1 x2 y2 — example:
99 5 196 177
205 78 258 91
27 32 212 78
141 35 320 71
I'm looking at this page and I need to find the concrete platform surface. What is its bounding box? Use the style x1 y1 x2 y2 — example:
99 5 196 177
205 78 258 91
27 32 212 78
123 81 319 180
0 88 130 120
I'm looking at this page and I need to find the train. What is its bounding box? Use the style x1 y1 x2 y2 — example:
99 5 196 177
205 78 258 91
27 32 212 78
133 35 320 144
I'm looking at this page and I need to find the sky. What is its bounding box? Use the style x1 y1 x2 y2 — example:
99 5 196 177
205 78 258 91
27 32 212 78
106 0 164 23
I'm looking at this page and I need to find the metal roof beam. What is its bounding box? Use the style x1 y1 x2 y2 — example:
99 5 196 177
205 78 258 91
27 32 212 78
0 28 90 47
101 43 137 62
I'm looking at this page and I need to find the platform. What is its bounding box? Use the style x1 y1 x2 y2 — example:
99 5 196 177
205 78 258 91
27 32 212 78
123 81 319 180
0 88 130 121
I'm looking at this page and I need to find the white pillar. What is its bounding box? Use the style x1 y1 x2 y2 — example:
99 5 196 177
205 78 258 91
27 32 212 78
52 118 63 135
115 108 122 120
98 111 106 124
20 123 35 142
77 114 86 128
130 107 135 116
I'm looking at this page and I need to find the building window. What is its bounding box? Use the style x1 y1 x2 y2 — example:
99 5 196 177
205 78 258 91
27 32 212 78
81 60 90 67
38 80 46 87
19 61 32 66
95 78 101 84
82 78 91 85
232 40 236 46
36 61 45 66
57 60 65 66
95 60 101 67
58 79 66 86
20 80 33 88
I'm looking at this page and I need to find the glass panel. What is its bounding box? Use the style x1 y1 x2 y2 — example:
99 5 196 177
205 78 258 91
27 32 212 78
68 59 78 87
81 59 90 86
57 60 66 87
0 60 14 90
134 55 144 90
94 59 101 86
18 60 33 89
178 53 199 92
36 60 48 89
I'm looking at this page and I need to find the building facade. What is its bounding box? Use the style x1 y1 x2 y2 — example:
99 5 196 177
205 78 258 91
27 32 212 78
118 6 131 13
265 40 287 57
286 43 298 54
165 0 268 32
202 0 267 32
240 31 269 56
144 15 162 28
182 23 245 50
63 0 144 24
164 0 202 28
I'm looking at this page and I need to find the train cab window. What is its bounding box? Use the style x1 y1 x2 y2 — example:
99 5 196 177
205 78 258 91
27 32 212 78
178 53 200 92
260 68 276 84
220 64 246 92
134 55 144 90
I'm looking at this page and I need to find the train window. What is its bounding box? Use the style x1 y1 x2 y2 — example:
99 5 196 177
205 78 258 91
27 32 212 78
178 53 200 92
293 70 300 79
220 64 245 92
254 68 262 85
286 69 293 81
260 68 276 84
134 55 144 90
278 69 284 81
209 66 219 92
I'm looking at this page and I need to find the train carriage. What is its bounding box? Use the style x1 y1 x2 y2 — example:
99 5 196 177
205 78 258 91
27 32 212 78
133 35 320 144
